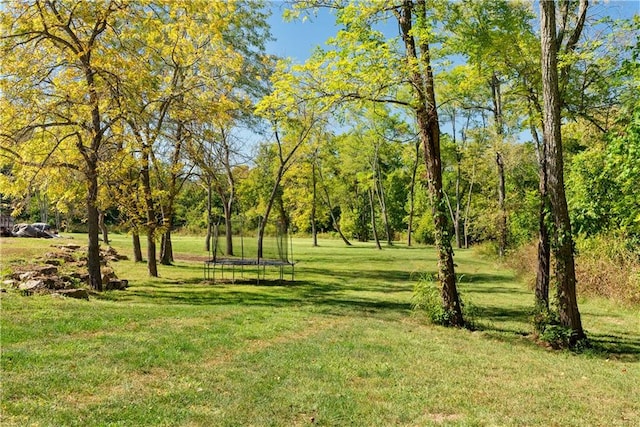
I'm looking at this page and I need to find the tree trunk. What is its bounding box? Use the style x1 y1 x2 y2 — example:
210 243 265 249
141 142 158 277
98 210 109 245
369 188 382 250
311 161 318 247
86 165 102 291
454 155 462 249
160 229 173 265
374 154 392 245
540 0 585 343
132 231 143 263
491 72 507 258
224 200 234 256
318 164 352 246
257 170 284 259
531 119 550 313
407 141 419 247
463 164 475 249
496 152 507 257
205 180 213 253
398 0 463 327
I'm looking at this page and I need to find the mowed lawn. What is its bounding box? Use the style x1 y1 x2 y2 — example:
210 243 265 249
1 234 639 426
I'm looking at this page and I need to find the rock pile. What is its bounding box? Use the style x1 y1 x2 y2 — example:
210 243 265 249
2 244 129 299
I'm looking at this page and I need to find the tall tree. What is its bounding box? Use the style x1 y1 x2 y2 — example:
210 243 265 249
540 0 586 343
0 0 134 290
282 0 464 326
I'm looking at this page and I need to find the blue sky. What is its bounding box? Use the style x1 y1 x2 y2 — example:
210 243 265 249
266 1 639 64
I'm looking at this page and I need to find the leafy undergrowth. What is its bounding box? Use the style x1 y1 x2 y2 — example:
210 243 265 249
1 234 639 426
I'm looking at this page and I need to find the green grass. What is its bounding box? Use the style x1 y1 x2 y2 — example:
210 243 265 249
1 234 639 426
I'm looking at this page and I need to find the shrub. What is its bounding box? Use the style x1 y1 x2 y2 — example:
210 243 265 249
411 274 477 328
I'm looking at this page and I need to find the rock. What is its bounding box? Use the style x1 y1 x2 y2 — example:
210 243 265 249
42 276 65 290
55 289 89 300
105 279 128 291
33 265 58 276
19 272 34 281
19 279 44 293
101 267 117 285
53 244 81 251
3 279 17 288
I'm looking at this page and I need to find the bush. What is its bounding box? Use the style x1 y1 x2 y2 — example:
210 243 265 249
411 274 477 328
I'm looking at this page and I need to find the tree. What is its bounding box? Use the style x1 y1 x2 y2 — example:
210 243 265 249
0 1 135 290
255 75 321 258
540 0 586 344
284 0 464 326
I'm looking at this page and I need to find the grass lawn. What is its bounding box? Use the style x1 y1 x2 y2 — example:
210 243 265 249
1 233 639 426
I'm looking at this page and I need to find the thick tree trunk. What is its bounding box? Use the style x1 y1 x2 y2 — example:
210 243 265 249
132 231 143 263
160 229 173 265
398 0 463 327
540 0 585 343
86 166 102 291
160 201 175 265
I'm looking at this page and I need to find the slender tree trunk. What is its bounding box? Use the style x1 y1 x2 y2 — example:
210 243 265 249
407 141 419 247
531 119 550 313
369 188 382 250
311 161 318 247
397 0 463 327
496 152 507 257
132 230 143 263
257 169 284 259
224 200 234 256
373 153 392 245
205 180 213 253
318 165 352 246
491 72 507 258
98 210 109 245
540 0 585 343
463 165 475 249
141 142 158 277
454 156 462 249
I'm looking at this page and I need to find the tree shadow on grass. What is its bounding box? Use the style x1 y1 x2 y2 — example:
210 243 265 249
583 332 640 362
121 279 412 320
471 305 640 362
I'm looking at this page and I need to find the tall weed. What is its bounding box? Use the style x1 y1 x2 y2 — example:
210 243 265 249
506 234 640 306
